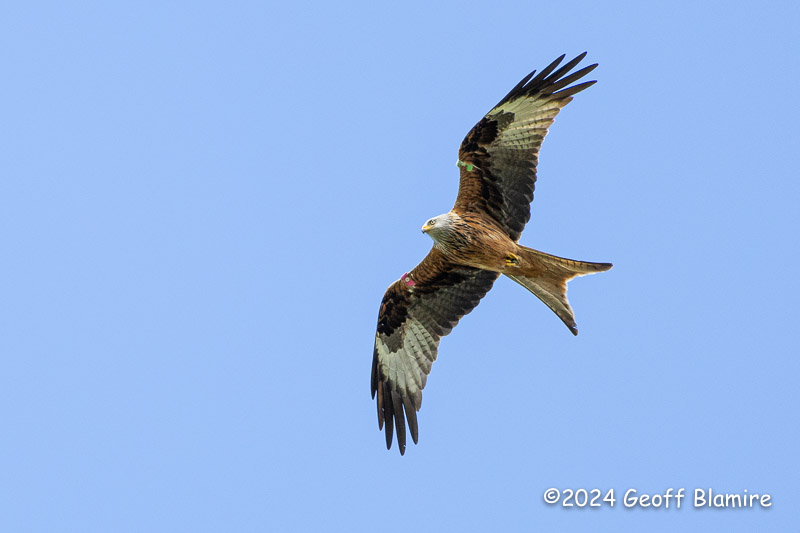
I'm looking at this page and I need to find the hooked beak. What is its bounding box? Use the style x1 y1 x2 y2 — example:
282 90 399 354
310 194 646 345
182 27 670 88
421 224 432 233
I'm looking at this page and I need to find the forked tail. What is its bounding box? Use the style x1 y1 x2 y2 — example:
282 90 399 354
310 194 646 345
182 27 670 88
505 246 612 335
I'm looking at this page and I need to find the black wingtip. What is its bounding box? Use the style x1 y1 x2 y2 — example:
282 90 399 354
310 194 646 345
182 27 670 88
382 382 394 450
554 79 597 99
384 422 393 450
528 54 565 86
567 320 579 336
494 52 597 109
392 391 407 455
403 396 419 446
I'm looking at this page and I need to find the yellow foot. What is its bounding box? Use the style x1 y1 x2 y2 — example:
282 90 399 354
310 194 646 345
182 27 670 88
505 253 519 266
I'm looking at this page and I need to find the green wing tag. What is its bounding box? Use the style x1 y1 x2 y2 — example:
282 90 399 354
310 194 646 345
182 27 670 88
456 160 475 172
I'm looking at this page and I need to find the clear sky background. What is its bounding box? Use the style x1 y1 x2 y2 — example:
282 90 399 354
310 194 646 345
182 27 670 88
2 1 798 531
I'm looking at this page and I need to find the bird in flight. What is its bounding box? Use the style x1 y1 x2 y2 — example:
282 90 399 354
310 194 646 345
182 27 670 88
371 53 611 455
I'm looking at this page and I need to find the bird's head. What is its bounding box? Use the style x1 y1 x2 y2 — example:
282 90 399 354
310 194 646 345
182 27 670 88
421 213 453 242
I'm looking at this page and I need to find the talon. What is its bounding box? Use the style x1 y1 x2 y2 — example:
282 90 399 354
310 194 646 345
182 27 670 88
505 253 519 266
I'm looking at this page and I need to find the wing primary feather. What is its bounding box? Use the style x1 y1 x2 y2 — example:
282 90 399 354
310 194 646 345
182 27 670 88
542 52 588 87
376 380 384 429
552 79 597 98
392 391 407 455
498 70 536 105
383 381 394 450
403 395 419 445
544 63 598 95
527 53 566 85
370 354 378 399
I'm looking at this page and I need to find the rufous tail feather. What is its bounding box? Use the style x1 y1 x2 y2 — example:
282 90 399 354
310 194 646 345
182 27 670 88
505 246 612 335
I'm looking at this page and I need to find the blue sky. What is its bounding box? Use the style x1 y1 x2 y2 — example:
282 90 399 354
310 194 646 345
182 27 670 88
2 1 798 531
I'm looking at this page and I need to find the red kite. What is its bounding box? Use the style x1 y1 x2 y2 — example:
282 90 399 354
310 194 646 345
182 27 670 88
371 53 611 454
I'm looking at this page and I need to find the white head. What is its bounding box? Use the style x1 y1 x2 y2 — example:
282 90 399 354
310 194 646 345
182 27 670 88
421 212 454 243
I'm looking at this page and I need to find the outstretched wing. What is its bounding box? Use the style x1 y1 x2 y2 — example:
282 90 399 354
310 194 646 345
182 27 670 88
371 248 499 455
454 52 597 241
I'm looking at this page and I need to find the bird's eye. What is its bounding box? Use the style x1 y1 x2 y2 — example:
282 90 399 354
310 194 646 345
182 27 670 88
428 219 436 226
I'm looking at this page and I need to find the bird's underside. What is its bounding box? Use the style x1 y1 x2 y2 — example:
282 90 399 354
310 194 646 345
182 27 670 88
371 52 612 455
